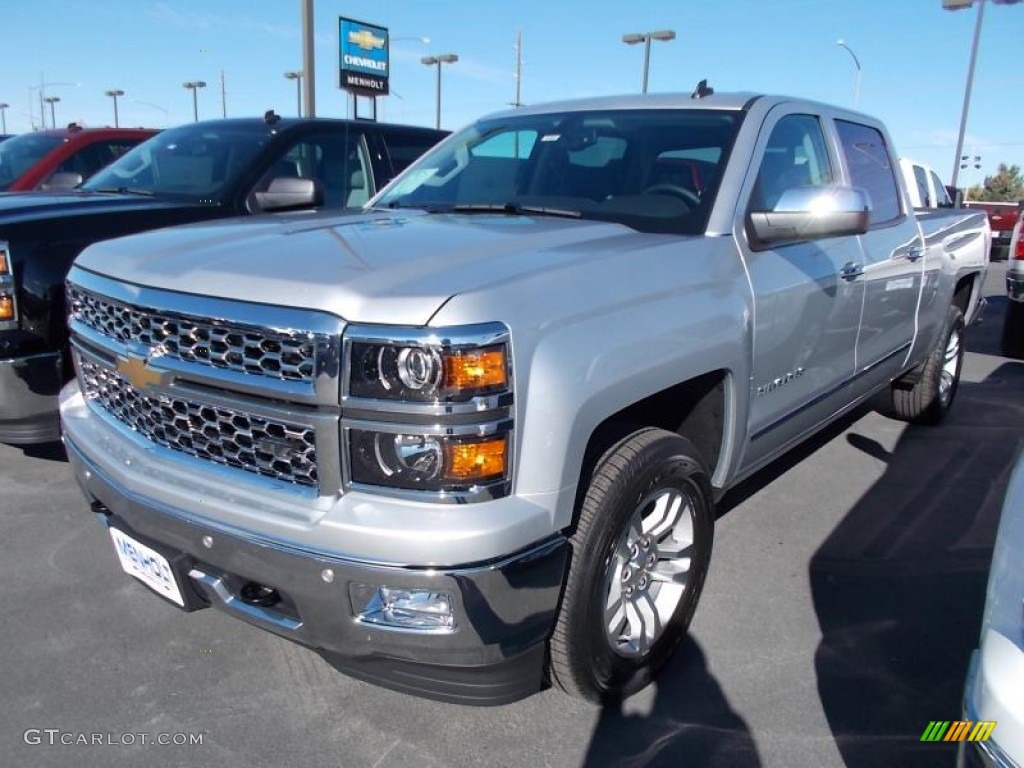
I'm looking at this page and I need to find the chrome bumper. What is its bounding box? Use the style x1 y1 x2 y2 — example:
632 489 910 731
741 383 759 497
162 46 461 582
0 351 62 444
64 432 568 705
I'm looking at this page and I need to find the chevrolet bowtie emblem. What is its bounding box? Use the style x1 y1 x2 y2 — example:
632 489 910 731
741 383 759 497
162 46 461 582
116 355 166 390
349 29 385 51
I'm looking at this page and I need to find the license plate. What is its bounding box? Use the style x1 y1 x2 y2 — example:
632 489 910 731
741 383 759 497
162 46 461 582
109 528 185 607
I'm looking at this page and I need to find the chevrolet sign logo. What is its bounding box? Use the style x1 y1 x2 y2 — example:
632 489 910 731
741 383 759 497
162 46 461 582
116 355 167 390
348 29 385 51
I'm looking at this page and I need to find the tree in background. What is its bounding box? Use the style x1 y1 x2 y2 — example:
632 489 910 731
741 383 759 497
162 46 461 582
966 163 1024 202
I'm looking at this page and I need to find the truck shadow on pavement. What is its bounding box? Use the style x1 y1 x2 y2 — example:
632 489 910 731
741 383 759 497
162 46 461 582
17 439 68 462
582 637 762 768
811 361 1024 768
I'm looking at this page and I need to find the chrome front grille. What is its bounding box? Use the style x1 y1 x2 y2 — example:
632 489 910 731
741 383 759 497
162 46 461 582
68 286 323 383
79 358 318 488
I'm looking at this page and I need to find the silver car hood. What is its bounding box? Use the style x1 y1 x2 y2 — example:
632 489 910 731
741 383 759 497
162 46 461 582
75 209 639 325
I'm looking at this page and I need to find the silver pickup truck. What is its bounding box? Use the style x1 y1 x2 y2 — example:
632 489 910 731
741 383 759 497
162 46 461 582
59 91 989 705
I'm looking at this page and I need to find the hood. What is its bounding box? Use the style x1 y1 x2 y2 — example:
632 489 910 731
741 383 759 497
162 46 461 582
74 210 649 326
0 191 206 224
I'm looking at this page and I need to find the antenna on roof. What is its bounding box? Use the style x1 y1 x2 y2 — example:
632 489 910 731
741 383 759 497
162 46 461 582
264 109 281 125
690 79 714 100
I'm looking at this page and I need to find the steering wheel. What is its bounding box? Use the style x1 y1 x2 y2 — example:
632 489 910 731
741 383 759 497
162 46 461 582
642 183 701 208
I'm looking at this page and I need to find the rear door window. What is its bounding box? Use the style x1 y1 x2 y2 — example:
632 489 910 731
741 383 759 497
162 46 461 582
835 120 902 226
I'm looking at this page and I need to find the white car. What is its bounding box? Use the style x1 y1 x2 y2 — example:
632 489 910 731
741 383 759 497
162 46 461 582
959 448 1024 767
1002 208 1024 358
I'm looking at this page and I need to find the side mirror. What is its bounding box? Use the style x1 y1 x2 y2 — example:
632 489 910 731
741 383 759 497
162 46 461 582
749 186 871 245
254 177 323 212
40 172 84 191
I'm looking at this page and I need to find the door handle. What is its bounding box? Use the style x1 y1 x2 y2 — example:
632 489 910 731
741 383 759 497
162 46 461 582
840 261 864 281
906 245 925 262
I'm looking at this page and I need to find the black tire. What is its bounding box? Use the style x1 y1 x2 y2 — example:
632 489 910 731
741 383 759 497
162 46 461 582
1001 300 1024 359
891 304 965 425
549 428 714 703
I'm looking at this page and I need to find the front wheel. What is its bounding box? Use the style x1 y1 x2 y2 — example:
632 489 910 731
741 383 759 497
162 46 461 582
549 428 714 703
890 304 965 425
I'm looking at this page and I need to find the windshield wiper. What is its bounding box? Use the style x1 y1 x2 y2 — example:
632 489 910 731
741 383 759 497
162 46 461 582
89 186 156 196
452 202 582 219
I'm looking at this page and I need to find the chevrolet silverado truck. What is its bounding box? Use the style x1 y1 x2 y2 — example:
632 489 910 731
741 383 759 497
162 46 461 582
0 113 446 443
60 91 990 705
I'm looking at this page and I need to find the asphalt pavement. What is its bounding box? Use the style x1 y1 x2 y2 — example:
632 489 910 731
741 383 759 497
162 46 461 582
1 262 1021 768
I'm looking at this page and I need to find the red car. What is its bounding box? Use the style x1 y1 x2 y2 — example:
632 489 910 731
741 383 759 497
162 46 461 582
0 125 157 192
964 200 1019 261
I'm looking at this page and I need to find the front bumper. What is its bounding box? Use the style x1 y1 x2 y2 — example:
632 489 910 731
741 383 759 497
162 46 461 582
64 422 569 706
0 351 62 444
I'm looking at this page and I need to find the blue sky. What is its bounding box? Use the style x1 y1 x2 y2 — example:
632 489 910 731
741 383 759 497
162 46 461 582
2 0 1021 189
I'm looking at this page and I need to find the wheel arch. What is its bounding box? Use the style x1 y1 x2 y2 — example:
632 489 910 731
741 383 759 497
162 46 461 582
568 370 732 533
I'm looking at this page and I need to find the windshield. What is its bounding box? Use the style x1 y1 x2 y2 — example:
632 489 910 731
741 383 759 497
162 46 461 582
81 122 274 200
0 133 63 190
374 108 742 235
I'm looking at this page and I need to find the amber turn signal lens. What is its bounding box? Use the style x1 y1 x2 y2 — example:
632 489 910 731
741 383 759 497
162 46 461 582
0 250 8 274
0 295 14 321
443 348 507 391
443 436 508 482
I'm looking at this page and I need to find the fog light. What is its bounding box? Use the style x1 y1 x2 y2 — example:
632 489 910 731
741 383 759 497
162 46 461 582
350 583 455 632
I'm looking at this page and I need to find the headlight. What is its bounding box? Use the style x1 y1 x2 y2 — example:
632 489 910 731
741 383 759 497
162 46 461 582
349 341 507 402
0 241 16 328
349 430 508 492
343 323 513 499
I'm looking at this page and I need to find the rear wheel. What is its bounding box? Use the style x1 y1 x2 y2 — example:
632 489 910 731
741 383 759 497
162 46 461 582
891 304 965 425
1001 300 1024 359
549 428 714 703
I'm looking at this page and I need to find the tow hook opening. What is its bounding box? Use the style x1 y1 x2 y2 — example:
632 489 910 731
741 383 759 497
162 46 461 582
239 581 282 608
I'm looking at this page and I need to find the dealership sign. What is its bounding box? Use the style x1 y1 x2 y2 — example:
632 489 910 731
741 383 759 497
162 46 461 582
339 17 389 95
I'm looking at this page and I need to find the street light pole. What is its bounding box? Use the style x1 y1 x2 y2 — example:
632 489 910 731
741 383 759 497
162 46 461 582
183 81 207 122
301 0 315 118
284 71 303 117
43 96 60 129
421 54 458 130
0 103 7 134
835 40 861 109
28 81 78 131
621 30 675 93
945 0 988 191
105 89 124 128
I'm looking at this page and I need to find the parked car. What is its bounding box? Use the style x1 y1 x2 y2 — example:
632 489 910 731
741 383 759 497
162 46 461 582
60 90 989 704
958 446 1024 767
1001 205 1024 358
0 113 447 443
0 135 13 144
900 157 955 209
965 200 1019 261
0 125 156 192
